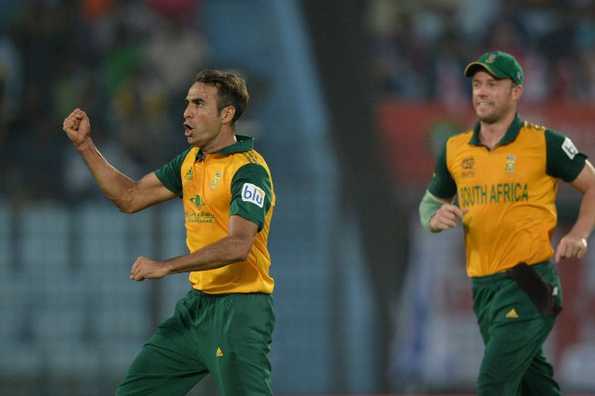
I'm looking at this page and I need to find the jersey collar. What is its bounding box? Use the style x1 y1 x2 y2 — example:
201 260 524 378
469 115 523 147
195 135 254 160
217 135 254 155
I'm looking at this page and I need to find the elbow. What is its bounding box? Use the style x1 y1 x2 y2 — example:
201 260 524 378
235 249 250 262
112 197 136 214
233 239 254 262
118 204 139 214
114 187 141 214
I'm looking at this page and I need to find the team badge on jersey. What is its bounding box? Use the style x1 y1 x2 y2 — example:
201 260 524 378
562 137 578 160
505 154 516 173
209 170 222 190
241 183 265 208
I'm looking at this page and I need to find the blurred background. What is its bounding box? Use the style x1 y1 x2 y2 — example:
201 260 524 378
1 0 595 395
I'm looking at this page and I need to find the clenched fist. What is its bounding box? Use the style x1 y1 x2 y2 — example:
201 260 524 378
129 256 171 281
429 203 468 232
62 108 92 148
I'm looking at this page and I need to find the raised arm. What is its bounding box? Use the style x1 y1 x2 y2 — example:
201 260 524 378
63 108 176 213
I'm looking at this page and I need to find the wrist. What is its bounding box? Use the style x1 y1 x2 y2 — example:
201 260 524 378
568 228 590 242
75 138 95 153
164 260 177 275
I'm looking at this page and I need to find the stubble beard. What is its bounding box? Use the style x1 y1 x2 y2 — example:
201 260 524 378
478 112 500 125
476 102 513 125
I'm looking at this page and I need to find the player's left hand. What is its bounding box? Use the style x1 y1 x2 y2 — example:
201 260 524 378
554 234 588 263
129 256 170 281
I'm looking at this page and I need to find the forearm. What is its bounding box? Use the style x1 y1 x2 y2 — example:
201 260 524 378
165 236 252 274
568 187 595 239
76 140 136 211
419 190 446 232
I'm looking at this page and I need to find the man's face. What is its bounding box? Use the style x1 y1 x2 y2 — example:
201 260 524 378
472 70 522 124
183 82 225 147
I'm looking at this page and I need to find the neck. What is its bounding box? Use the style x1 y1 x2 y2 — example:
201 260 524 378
479 111 516 149
201 126 236 153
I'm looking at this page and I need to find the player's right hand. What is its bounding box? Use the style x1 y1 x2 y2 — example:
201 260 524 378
62 108 92 148
429 203 468 232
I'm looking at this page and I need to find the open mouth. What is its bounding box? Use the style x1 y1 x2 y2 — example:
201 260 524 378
184 123 193 136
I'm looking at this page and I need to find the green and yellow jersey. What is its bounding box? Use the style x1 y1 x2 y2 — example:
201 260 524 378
155 135 275 294
429 116 587 277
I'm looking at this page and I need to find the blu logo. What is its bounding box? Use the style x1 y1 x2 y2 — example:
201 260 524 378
241 183 265 208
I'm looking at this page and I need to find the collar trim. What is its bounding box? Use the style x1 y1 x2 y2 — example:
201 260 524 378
469 115 523 147
196 135 254 160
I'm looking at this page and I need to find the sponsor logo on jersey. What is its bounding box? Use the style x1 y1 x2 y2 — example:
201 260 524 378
185 211 215 223
562 137 578 160
241 183 265 208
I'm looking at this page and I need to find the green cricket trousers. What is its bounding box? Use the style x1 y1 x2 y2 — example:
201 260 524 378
472 261 562 396
116 290 275 396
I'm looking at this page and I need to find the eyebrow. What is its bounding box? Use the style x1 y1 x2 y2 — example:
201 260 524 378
185 97 205 104
473 76 498 83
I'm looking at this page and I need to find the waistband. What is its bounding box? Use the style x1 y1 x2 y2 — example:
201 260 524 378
471 261 551 287
189 289 270 298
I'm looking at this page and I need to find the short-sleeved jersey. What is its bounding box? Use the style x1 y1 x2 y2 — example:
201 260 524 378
429 116 587 277
155 135 276 294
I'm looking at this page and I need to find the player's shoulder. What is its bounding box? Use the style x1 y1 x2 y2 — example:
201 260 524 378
235 148 269 168
518 121 551 149
169 146 195 169
183 146 198 161
446 128 475 148
521 120 548 135
225 150 271 183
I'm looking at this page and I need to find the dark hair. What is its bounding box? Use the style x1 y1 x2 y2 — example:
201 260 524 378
195 69 249 123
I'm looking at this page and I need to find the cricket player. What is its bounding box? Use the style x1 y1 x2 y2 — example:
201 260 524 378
63 69 276 395
419 51 595 395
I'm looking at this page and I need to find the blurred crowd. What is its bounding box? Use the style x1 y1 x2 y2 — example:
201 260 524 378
369 0 595 104
3 0 595 204
0 0 207 203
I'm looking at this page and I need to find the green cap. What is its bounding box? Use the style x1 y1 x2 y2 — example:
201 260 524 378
464 51 524 85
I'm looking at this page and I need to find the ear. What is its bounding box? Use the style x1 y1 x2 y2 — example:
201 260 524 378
512 83 524 101
220 105 236 124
